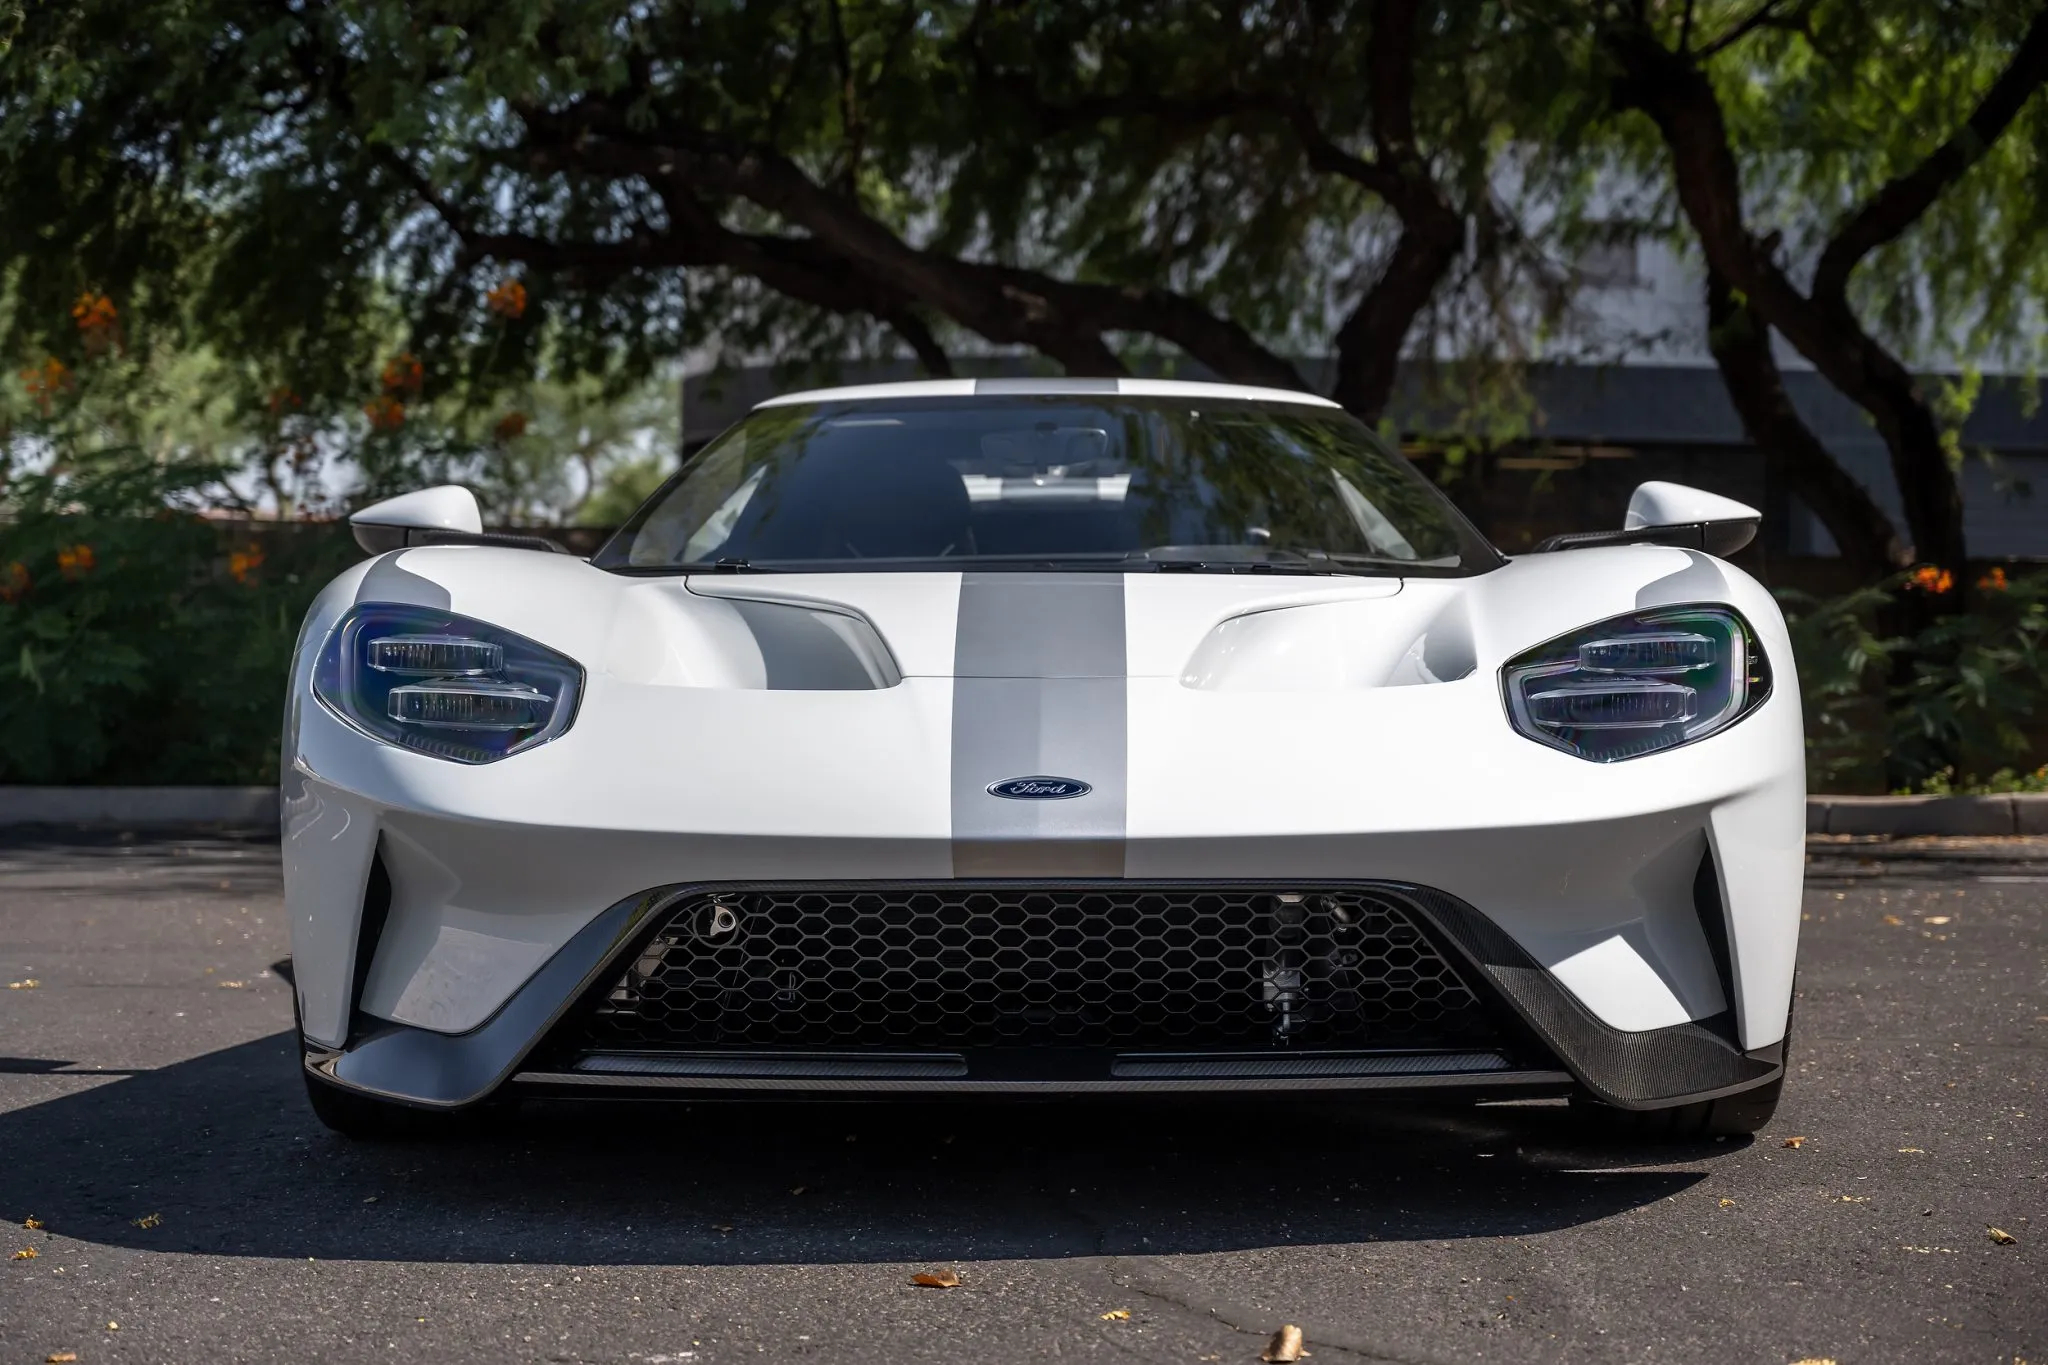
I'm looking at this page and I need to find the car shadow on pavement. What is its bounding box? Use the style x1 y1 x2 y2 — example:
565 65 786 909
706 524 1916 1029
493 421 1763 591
0 1031 1718 1266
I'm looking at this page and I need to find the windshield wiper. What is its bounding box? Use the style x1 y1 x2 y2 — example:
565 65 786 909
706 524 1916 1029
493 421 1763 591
607 558 783 575
1138 549 1403 576
1147 557 1324 575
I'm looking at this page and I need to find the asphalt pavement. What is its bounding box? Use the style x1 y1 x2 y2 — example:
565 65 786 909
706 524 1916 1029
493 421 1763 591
0 831 2041 1364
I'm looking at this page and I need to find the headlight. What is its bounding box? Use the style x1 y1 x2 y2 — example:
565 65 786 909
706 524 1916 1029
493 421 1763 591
313 603 583 763
1501 605 1769 762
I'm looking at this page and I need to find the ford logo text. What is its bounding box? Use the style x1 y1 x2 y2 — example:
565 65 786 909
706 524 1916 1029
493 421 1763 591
987 776 1093 800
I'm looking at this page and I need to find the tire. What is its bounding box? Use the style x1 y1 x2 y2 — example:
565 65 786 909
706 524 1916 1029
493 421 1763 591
302 1070 475 1140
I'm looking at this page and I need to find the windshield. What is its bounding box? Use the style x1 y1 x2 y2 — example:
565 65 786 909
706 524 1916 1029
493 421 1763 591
595 396 1500 576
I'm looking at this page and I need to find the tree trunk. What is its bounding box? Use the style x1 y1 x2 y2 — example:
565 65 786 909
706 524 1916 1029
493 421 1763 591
1603 23 2012 590
1704 269 1908 582
1330 200 1464 422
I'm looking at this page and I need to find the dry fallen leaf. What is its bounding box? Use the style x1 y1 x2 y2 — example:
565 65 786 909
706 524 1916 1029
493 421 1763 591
1922 915 1951 925
47 1352 78 1363
217 980 247 989
132 1212 161 1229
11 1247 37 1260
22 1216 40 1230
1882 914 1903 926
1100 1309 1130 1321
789 1186 807 1196
1781 1136 1806 1149
710 1224 734 1233
1261 1324 1309 1363
1988 1227 2018 1246
911 1269 961 1289
1718 1198 1735 1208
7 979 38 990
1788 1358 1839 1365
1898 1148 1925 1154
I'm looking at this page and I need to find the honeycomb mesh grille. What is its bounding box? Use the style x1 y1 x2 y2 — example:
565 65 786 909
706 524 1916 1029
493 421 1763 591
570 886 1496 1053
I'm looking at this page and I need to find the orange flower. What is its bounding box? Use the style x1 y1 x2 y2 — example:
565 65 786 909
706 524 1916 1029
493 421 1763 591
71 291 120 353
379 353 424 397
228 544 266 585
493 410 530 442
364 395 407 432
18 357 72 413
0 562 28 603
1978 567 2010 592
72 291 117 330
485 279 528 320
1907 565 1955 594
55 544 95 580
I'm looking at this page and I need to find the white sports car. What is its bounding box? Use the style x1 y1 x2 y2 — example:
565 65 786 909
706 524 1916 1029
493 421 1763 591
284 378 1803 1140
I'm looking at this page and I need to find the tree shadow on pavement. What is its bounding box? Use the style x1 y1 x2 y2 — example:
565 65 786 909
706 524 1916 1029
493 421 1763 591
0 1032 1718 1266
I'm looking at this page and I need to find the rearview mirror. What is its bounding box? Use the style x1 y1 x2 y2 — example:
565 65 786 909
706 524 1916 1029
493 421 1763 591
350 485 484 555
1532 481 1760 557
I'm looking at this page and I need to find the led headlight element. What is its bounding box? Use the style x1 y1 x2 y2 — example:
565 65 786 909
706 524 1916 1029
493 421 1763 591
367 634 505 676
386 679 555 731
314 603 582 763
1503 605 1769 762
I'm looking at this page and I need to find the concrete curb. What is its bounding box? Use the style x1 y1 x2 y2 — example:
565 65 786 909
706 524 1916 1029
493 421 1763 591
0 786 278 829
2 787 2045 838
1806 793 2048 837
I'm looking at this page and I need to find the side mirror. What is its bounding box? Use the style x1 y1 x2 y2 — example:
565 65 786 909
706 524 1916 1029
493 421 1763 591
1532 480 1760 557
350 486 484 555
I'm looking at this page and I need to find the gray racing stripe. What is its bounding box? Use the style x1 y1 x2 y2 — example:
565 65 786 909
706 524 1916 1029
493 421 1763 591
951 573 1127 876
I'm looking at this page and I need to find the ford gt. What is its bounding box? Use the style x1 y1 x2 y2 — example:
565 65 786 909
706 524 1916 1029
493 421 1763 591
283 377 1803 1139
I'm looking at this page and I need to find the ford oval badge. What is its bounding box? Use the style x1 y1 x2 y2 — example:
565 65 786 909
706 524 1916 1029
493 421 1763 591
987 775 1093 800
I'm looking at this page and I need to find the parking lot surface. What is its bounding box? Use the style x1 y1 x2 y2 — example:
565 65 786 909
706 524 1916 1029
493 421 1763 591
0 831 2041 1364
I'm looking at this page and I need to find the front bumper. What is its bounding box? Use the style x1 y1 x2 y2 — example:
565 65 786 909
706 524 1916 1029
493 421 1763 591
304 879 1783 1112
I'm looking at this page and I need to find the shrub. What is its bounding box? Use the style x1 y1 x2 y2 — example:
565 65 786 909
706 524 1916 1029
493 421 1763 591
1778 571 2048 794
0 450 353 783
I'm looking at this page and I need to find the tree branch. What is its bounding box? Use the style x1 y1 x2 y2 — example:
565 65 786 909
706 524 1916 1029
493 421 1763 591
1810 6 2048 306
1694 0 1788 60
650 134 1301 382
1288 104 1408 202
884 308 954 377
824 0 863 195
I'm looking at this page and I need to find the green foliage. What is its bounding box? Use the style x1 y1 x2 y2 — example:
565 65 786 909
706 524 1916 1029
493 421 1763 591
0 0 1601 431
1905 764 2048 796
1558 0 2048 379
0 353 354 784
1691 0 2048 372
1780 571 2048 793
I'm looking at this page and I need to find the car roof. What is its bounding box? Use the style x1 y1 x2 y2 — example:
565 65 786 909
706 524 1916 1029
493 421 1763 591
753 377 1342 410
